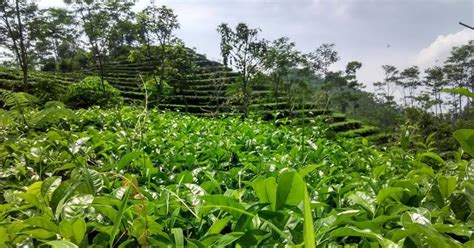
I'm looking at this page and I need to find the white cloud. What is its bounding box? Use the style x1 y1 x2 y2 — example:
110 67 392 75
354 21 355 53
415 29 473 68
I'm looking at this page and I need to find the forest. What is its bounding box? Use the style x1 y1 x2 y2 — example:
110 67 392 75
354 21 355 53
0 0 473 247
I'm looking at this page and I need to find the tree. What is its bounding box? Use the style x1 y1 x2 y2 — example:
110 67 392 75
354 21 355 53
443 40 473 114
0 0 39 85
217 23 267 117
66 0 135 89
374 65 399 105
284 67 318 111
168 42 197 111
307 43 339 110
345 61 363 89
344 61 364 114
424 66 446 116
399 66 420 107
35 8 79 71
324 70 349 111
135 5 180 106
262 37 302 105
318 62 363 113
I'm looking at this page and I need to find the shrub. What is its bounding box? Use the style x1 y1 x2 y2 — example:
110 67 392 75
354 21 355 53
31 79 66 104
30 101 76 130
142 77 172 104
65 76 121 109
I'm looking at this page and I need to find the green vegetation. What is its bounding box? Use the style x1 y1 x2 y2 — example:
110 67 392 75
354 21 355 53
0 0 473 247
0 106 472 247
64 76 121 109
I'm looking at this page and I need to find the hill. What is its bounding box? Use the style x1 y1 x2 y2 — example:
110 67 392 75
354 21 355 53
0 50 378 138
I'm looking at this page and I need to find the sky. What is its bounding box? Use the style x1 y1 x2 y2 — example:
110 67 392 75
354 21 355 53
37 0 474 91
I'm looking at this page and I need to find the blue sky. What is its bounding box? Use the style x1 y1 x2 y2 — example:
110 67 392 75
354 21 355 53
38 0 474 91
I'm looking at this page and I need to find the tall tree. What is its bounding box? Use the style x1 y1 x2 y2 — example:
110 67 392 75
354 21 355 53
345 61 363 89
0 0 39 85
168 42 197 111
399 65 420 107
35 8 78 71
424 66 446 116
324 70 349 111
307 43 339 110
135 5 180 106
262 37 302 105
344 61 364 114
374 65 399 105
443 40 473 113
66 0 135 88
413 92 435 113
217 23 267 117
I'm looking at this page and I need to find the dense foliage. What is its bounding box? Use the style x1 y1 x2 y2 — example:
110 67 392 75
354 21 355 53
0 2 473 247
0 106 472 247
64 76 121 109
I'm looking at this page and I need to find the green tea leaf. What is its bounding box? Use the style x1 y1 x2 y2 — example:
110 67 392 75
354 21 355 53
347 191 376 216
24 216 59 233
62 194 93 219
206 216 233 235
303 186 315 248
110 187 130 248
276 170 305 210
401 212 458 248
115 151 144 170
419 152 445 165
453 129 474 157
450 192 471 221
437 176 457 199
60 217 86 244
41 177 62 204
70 137 90 155
329 226 397 248
376 187 406 204
200 195 245 218
441 88 474 98
172 228 184 248
298 164 323 178
21 228 57 239
252 177 277 210
46 240 79 248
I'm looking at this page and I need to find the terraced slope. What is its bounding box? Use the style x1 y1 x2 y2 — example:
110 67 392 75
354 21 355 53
250 100 378 137
0 51 378 137
80 54 242 114
0 68 80 90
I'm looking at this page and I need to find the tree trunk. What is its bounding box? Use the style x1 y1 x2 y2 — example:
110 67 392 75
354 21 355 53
15 0 28 85
21 64 28 85
97 52 106 92
404 88 407 107
242 77 249 118
153 73 162 108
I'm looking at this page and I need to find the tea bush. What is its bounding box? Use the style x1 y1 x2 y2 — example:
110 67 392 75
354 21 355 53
64 76 121 109
0 107 472 247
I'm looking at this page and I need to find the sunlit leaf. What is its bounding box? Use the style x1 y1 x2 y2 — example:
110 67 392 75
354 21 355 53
276 170 305 210
252 177 277 210
453 129 474 157
437 176 457 199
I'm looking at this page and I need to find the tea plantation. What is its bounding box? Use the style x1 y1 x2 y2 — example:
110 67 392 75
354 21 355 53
0 51 379 138
1 0 473 246
0 94 472 247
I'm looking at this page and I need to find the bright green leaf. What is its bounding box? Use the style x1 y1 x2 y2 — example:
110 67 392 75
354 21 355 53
276 170 305 210
437 176 457 199
453 129 474 157
252 177 277 210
